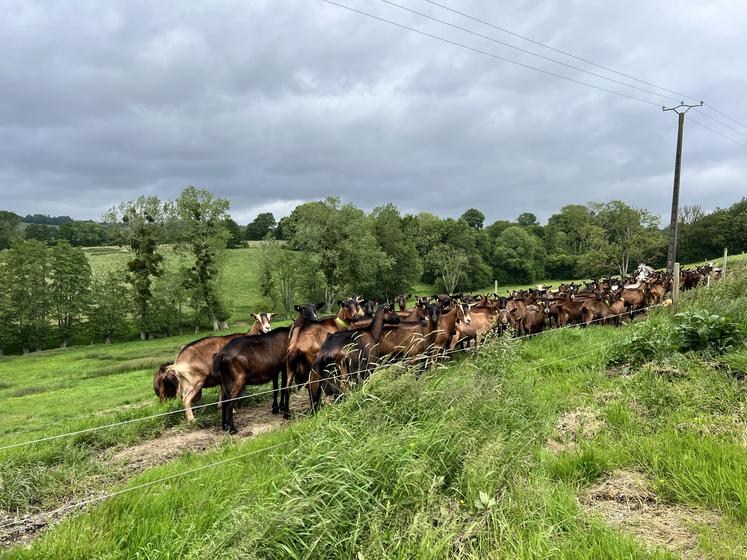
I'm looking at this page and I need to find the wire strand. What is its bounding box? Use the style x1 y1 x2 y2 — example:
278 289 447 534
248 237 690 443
420 0 701 103
697 111 747 139
317 0 661 107
689 117 747 148
0 440 291 531
374 0 680 104
705 105 747 132
1 321 643 528
0 301 667 451
410 1 747 137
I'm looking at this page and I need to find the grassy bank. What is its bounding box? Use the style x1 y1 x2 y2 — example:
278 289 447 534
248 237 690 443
2 262 746 558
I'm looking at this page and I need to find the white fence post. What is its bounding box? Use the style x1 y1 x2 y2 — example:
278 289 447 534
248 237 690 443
723 247 728 278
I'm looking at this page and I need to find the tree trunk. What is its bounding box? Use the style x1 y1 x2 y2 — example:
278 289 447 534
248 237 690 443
148 333 154 340
140 331 146 341
105 335 112 345
211 312 219 332
194 324 201 334
0 348 4 359
220 321 229 330
23 346 30 355
60 339 68 349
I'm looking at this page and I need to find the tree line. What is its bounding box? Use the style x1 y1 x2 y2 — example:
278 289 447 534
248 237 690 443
256 197 745 318
0 187 232 355
1 192 743 354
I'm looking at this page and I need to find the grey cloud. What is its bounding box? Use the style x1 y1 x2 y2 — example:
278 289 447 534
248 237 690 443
1 0 745 224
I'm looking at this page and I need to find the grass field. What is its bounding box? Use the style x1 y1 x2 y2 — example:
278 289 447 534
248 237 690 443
0 260 745 557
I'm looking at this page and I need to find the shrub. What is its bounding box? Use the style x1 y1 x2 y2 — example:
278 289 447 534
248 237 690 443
674 310 744 354
606 317 676 366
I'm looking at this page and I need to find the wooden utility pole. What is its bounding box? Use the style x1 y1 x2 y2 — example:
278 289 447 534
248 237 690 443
663 101 702 274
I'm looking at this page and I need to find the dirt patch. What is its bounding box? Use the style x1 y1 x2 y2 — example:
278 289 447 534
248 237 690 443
605 364 635 378
546 407 603 454
579 469 721 556
103 393 309 475
0 509 62 549
93 400 153 417
0 393 309 549
650 364 687 379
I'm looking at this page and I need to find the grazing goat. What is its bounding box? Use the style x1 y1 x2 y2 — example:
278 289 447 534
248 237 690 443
153 361 178 402
214 327 291 433
153 311 278 421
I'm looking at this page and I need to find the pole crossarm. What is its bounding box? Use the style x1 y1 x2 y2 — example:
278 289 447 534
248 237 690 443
663 101 704 114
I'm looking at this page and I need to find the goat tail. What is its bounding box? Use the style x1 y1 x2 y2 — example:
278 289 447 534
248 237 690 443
213 352 232 402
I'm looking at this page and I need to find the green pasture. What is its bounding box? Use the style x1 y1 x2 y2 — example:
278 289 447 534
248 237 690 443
0 258 744 558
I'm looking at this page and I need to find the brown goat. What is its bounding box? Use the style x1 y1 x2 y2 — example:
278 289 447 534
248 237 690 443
451 305 496 349
521 304 547 336
282 299 361 417
307 304 401 409
153 361 179 402
248 312 277 335
214 327 291 433
155 311 277 421
378 303 442 364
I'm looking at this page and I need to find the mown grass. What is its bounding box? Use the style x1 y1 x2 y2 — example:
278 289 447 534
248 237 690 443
1 261 746 558
85 246 271 324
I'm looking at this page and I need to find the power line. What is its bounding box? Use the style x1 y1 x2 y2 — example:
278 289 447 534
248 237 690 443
706 105 747 132
697 110 747 139
689 117 747 148
420 0 747 139
374 0 680 104
318 0 661 107
420 0 699 102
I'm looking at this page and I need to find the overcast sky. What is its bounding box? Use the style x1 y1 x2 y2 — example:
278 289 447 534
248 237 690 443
2 0 745 225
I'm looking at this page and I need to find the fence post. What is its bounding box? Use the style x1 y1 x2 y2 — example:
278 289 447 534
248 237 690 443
494 280 498 295
672 262 680 314
723 247 728 278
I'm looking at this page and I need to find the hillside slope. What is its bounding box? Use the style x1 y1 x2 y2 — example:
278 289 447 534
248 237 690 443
2 263 746 558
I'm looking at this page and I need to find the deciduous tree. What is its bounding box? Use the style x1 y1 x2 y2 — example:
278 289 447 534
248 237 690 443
49 241 92 347
173 186 230 331
106 196 167 340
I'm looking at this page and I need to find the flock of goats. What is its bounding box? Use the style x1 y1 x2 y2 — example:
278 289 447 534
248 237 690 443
153 263 721 433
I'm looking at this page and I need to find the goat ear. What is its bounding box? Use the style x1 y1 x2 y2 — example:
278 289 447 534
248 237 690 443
316 302 325 310
269 313 277 319
294 305 302 312
250 313 259 320
406 294 412 298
